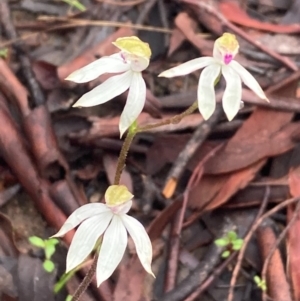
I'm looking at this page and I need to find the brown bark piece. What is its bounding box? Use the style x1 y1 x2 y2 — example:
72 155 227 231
287 167 300 301
204 109 295 174
257 224 292 301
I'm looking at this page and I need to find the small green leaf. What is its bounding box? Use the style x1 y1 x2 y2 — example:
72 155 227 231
253 275 267 291
232 238 243 250
227 231 238 241
43 259 55 273
214 238 229 247
45 238 59 246
65 295 73 301
0 48 8 58
62 0 86 11
45 244 56 260
29 236 45 248
221 250 230 258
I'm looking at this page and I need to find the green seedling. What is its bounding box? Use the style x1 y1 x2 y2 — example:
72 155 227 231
61 0 86 11
0 48 8 58
28 236 59 273
214 230 244 258
65 295 72 301
254 275 267 291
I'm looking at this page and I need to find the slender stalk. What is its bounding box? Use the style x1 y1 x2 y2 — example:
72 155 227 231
138 101 198 132
114 131 136 185
113 102 198 185
54 270 75 294
72 253 98 301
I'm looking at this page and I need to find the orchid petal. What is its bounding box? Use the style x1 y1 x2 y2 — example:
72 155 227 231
65 55 130 83
96 215 127 286
158 57 216 78
121 214 154 277
230 61 268 101
66 212 113 272
73 70 132 107
198 64 221 119
119 72 146 137
52 203 110 237
221 65 242 121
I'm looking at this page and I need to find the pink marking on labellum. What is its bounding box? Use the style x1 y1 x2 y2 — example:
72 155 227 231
224 53 233 65
120 52 127 63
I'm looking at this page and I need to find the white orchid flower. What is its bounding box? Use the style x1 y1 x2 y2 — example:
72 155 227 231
66 36 151 137
53 185 154 286
159 33 269 121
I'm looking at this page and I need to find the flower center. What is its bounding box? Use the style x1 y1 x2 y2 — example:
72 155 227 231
121 52 149 72
224 53 233 65
213 32 239 65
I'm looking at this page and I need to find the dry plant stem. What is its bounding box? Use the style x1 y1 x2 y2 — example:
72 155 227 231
163 104 222 197
138 101 198 132
72 253 99 301
228 194 300 301
265 70 300 94
0 20 171 49
164 211 181 292
164 143 224 292
227 187 270 301
261 201 300 301
161 217 236 301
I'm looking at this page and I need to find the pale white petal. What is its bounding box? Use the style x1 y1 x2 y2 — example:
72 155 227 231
198 64 221 119
65 55 130 83
221 65 242 121
52 203 110 237
121 214 154 277
158 57 216 78
73 71 132 107
119 72 146 137
96 215 127 286
66 212 113 272
230 61 268 101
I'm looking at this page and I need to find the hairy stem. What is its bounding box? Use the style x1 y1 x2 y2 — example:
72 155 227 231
113 102 198 185
114 131 136 185
137 101 198 132
72 253 98 301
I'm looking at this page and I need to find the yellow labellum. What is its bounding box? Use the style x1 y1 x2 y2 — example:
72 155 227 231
113 36 151 59
105 185 134 206
216 33 239 53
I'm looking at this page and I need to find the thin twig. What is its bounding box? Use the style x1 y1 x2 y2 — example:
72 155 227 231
161 217 236 301
184 252 238 301
0 19 171 49
162 105 223 198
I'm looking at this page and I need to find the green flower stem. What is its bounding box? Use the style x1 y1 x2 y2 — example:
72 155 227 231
113 101 198 185
137 101 198 132
54 270 76 294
